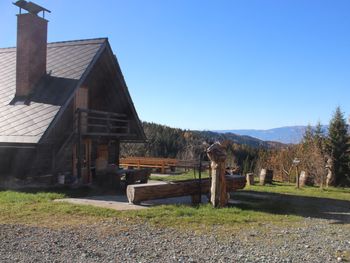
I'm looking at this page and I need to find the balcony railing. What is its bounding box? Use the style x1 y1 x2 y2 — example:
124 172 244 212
75 108 131 138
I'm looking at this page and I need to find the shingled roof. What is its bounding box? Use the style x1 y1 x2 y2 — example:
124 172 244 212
0 38 106 144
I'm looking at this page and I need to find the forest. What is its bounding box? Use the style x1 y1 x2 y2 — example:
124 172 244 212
121 106 350 186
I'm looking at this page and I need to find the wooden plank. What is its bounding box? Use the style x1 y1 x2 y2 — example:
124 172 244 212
120 157 178 164
120 162 164 166
127 175 246 204
121 157 177 161
82 132 137 137
87 116 129 123
79 108 127 118
74 87 89 134
109 125 128 129
87 139 92 183
120 164 170 169
119 157 209 173
74 87 88 110
87 123 128 130
76 110 82 179
120 161 169 165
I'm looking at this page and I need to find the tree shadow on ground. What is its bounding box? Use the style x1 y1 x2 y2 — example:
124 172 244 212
231 190 350 224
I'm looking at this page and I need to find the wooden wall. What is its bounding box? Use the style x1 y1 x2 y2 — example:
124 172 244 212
0 147 36 179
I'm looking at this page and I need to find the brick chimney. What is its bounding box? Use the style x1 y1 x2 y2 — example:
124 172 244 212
14 1 50 97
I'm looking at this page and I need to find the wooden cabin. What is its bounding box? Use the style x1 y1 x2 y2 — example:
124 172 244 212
0 1 145 186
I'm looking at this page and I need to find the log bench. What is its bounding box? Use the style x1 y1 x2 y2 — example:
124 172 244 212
126 175 246 204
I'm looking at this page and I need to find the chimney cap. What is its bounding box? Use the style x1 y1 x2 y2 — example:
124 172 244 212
13 0 50 17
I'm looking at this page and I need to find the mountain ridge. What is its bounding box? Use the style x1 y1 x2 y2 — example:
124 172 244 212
214 125 329 144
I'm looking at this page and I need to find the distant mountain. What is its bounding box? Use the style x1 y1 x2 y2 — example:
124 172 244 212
215 125 329 144
195 130 285 149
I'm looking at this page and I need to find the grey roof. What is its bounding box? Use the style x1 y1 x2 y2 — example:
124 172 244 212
0 38 105 144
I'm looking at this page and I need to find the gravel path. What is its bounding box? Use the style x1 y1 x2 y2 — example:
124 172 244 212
0 218 349 263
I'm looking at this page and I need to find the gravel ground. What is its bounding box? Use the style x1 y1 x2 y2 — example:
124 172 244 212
0 218 349 263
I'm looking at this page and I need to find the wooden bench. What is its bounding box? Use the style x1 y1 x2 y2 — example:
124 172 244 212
126 175 246 204
120 157 178 174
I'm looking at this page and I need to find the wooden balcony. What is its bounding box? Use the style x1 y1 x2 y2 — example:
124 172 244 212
75 108 134 139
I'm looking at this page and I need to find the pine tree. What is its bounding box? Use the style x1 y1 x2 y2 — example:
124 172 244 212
302 124 314 145
326 107 350 186
314 121 325 153
303 124 314 145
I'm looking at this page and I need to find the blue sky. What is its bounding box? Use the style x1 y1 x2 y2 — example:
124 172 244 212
1 0 349 130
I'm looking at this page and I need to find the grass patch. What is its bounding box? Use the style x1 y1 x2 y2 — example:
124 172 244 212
245 181 350 201
121 203 300 231
150 170 210 182
0 190 120 227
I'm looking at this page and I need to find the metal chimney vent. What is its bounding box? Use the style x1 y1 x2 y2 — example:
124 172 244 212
13 0 50 18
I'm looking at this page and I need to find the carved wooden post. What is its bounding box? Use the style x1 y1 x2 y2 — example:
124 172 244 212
325 157 333 188
259 169 267 185
207 142 227 208
299 171 307 187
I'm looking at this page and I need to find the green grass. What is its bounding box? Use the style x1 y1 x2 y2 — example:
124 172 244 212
150 172 349 201
122 181 349 230
0 187 299 230
150 170 210 182
245 181 350 201
122 203 300 231
0 190 121 227
0 181 348 230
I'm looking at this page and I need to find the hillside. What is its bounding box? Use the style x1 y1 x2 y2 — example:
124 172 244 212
196 130 284 148
215 125 329 144
121 122 284 161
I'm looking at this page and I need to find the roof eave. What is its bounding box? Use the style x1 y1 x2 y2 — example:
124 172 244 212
0 142 37 149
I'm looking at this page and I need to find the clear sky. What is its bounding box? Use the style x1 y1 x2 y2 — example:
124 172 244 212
1 0 349 130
